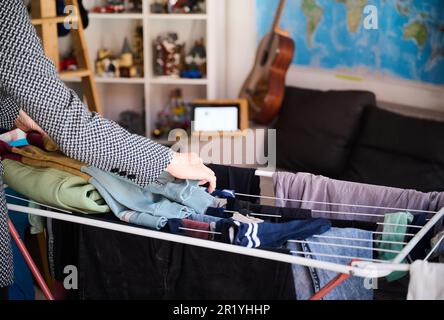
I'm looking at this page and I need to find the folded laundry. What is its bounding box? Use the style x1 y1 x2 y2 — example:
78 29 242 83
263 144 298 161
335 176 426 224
0 128 26 144
8 138 28 147
216 218 331 248
287 227 374 300
82 166 218 230
149 171 217 215
0 140 90 181
26 131 59 152
2 159 109 213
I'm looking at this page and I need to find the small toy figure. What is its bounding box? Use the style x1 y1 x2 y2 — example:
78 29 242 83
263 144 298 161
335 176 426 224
167 0 205 13
153 33 185 77
95 48 121 77
150 0 165 13
181 38 206 78
126 0 143 12
96 32 143 78
150 0 205 14
60 55 78 71
152 88 191 138
93 0 125 13
119 37 138 78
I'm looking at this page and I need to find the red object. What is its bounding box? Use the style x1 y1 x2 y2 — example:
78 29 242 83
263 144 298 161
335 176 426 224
308 259 360 300
8 219 55 301
60 56 77 71
92 5 125 13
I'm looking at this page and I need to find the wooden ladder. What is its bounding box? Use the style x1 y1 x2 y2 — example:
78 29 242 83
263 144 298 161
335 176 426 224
31 0 101 114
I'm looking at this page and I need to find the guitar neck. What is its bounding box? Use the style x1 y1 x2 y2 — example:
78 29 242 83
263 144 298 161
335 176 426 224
270 0 286 33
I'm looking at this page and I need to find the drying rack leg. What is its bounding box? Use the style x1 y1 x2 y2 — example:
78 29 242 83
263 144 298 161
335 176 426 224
309 260 360 300
8 219 54 300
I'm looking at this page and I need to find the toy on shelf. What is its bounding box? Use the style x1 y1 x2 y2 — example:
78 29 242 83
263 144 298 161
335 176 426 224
95 33 143 78
95 48 121 78
181 38 206 78
60 54 78 71
150 0 206 14
92 0 142 14
152 33 185 77
133 25 144 75
126 0 143 12
152 88 191 139
119 37 138 78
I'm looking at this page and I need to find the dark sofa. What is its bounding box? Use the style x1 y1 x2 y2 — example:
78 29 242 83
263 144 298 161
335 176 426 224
276 86 444 193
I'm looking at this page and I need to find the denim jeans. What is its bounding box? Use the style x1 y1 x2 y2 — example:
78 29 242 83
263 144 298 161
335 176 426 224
287 227 374 300
82 167 216 229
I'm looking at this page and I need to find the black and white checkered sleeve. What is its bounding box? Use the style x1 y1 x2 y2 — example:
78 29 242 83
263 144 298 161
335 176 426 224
0 92 20 131
0 1 174 187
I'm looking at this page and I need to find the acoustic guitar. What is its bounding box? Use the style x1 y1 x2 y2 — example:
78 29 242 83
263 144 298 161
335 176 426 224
239 0 295 125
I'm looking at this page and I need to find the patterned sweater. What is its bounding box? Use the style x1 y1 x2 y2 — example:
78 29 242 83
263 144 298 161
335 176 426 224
0 1 174 287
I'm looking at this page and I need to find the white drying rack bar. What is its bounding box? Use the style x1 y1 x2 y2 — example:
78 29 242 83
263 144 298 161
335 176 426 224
8 203 444 279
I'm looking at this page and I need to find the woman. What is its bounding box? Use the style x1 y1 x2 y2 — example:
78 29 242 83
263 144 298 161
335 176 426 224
0 2 216 298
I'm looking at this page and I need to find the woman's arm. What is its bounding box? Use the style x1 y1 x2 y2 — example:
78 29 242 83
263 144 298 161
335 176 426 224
0 2 174 187
0 93 20 131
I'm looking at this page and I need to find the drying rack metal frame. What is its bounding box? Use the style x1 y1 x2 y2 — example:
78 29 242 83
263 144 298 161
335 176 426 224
7 202 444 280
6 168 444 301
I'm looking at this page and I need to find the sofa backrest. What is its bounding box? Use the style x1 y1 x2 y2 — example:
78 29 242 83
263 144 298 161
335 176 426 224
340 107 444 192
276 86 444 192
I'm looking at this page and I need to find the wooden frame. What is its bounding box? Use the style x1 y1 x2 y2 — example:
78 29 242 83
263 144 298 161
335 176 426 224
190 99 249 137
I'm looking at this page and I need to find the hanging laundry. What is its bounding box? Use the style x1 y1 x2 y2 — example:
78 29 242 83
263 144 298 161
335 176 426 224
287 227 374 300
167 219 212 240
430 230 444 263
207 164 261 202
215 218 331 248
377 212 413 281
2 159 109 213
227 198 312 222
273 171 444 223
407 260 444 300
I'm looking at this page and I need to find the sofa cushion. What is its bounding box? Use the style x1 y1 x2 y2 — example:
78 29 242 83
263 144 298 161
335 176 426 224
276 86 376 176
341 107 444 192
340 146 444 192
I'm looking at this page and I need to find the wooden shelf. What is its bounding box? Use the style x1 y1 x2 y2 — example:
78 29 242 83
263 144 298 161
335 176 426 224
64 76 145 84
150 76 208 85
95 77 145 84
32 15 77 25
89 13 143 20
148 13 207 20
60 68 91 80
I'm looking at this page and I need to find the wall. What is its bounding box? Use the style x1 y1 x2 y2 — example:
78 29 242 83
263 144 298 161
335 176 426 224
225 0 444 113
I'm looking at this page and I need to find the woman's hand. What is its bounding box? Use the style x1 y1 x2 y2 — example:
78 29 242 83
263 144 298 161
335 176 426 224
165 152 216 193
15 109 46 134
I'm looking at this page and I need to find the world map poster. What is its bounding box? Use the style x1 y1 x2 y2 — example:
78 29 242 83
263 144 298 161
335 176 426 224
257 0 444 85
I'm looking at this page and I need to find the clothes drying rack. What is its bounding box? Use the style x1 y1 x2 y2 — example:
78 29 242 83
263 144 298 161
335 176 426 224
5 169 444 301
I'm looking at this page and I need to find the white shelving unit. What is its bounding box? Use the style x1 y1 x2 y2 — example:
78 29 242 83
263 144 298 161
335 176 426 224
63 0 226 140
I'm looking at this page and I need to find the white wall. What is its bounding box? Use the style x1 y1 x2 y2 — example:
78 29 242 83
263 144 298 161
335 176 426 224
224 1 444 113
225 0 257 99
